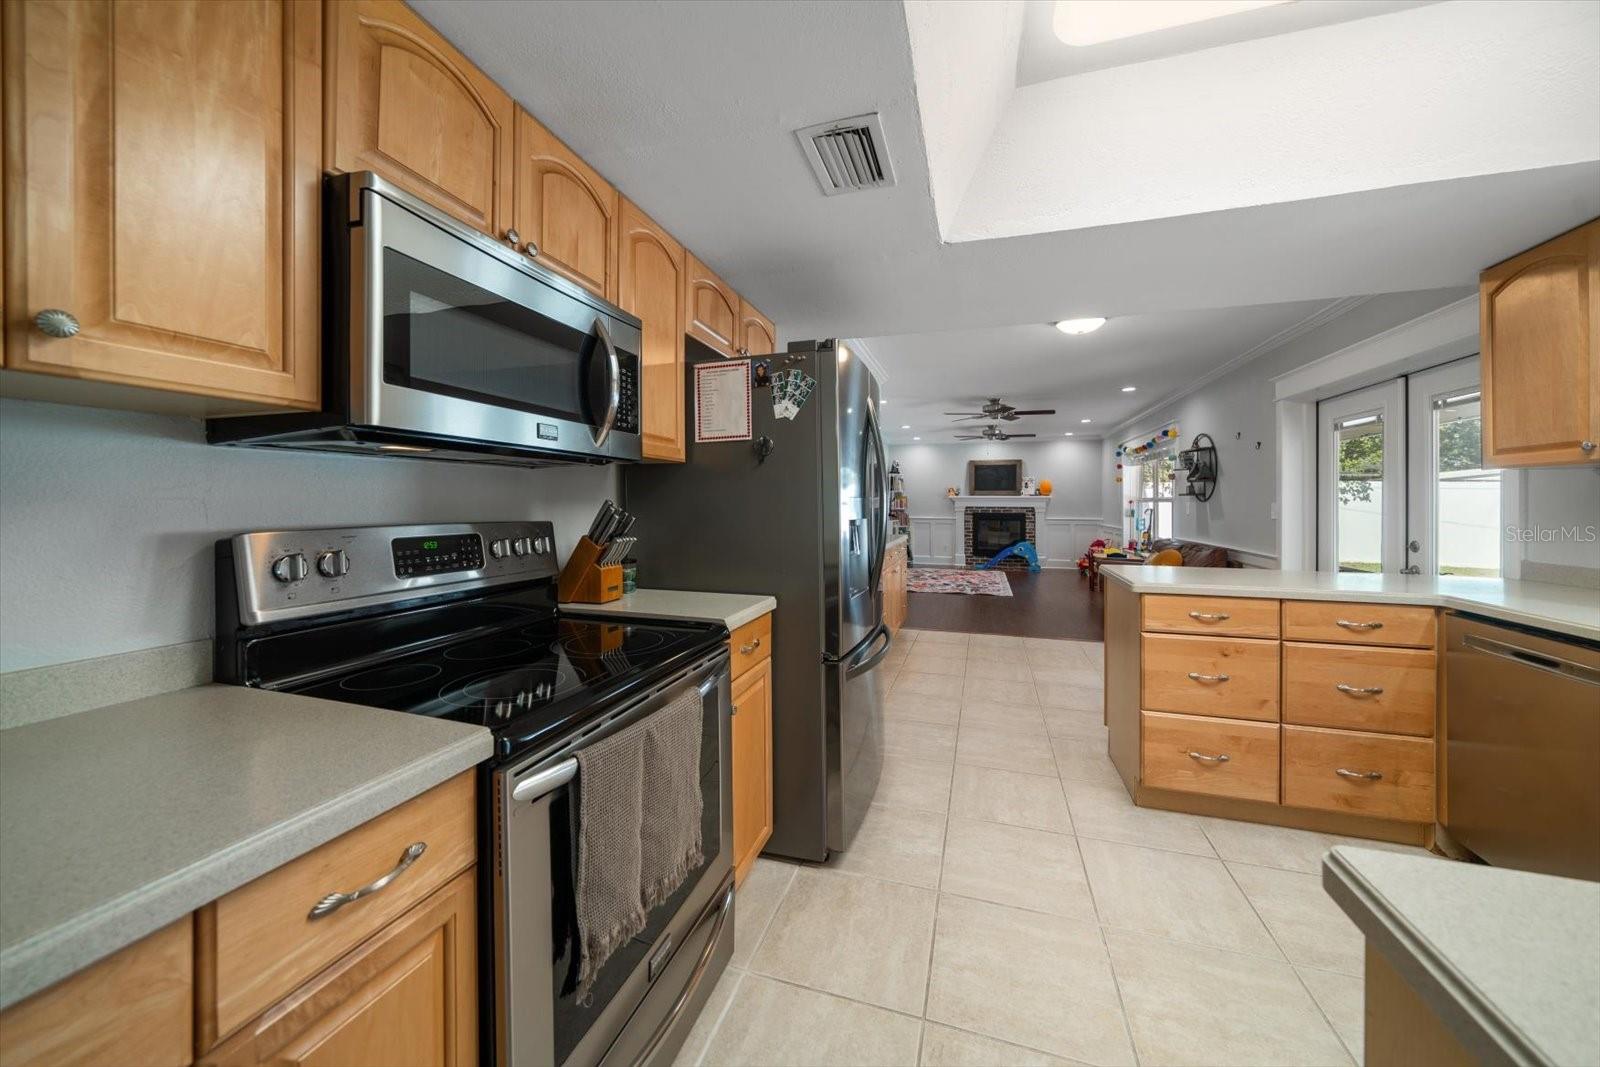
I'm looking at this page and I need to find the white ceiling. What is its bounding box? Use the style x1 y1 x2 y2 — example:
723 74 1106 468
863 296 1336 444
409 0 1600 342
1015 0 1433 84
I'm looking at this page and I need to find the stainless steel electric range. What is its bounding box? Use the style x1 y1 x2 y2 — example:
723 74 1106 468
213 521 734 1067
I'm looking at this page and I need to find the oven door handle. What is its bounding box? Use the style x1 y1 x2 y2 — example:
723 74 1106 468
591 317 620 448
511 757 578 804
633 883 735 1065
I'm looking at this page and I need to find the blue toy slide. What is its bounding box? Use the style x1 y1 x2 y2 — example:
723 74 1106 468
975 541 1041 573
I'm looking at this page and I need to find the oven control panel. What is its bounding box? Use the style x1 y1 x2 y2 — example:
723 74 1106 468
221 521 559 627
392 533 485 578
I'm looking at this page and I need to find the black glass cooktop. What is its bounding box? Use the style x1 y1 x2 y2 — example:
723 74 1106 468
260 591 723 757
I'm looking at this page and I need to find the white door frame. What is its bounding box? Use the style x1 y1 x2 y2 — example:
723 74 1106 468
1405 356 1482 577
1317 380 1407 572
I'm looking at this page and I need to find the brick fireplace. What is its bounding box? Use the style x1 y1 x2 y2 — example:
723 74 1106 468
964 507 1037 570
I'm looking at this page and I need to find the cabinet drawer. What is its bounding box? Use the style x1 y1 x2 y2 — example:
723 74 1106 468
1141 711 1280 803
1141 633 1280 721
1282 726 1435 822
729 612 772 680
1282 601 1436 648
200 772 476 1046
1141 595 1280 639
1283 643 1436 736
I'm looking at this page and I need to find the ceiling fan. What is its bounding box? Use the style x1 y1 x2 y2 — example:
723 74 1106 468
944 397 1057 422
954 423 1037 441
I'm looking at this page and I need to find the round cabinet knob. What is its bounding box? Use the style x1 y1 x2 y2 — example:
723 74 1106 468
503 228 521 247
489 538 511 560
524 241 539 257
316 550 350 578
34 309 81 339
270 553 309 583
1582 440 1597 453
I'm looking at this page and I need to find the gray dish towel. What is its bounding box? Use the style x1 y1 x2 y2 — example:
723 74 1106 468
574 686 705 1000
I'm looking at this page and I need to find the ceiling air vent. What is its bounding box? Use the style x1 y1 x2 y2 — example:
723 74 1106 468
796 113 896 196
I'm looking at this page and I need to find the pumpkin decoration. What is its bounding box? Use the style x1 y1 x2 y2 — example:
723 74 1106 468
1038 478 1053 496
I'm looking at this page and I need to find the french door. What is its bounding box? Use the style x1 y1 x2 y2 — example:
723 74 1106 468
1316 357 1501 576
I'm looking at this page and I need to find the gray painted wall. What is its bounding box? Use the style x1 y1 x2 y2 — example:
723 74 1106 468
1104 288 1475 559
886 438 1104 518
0 398 618 672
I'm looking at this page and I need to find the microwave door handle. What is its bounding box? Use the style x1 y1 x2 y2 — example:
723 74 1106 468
591 317 620 448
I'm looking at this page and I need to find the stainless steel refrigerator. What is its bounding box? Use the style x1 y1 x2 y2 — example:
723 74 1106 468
622 339 891 861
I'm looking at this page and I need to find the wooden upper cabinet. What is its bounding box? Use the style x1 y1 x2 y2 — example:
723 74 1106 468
514 110 619 300
1480 218 1600 467
327 0 514 240
685 253 740 358
738 299 777 358
617 199 687 462
2 0 321 411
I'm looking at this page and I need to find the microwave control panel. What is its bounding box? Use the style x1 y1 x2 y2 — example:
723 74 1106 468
616 354 639 436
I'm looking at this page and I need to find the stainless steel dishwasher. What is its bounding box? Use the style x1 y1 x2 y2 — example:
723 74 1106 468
1445 613 1600 881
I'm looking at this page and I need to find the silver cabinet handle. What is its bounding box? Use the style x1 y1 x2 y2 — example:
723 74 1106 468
731 702 739 717
308 842 426 919
524 240 539 257
1582 440 1596 452
1187 672 1230 683
739 636 762 655
1334 683 1384 696
1188 611 1230 621
1336 619 1383 631
1335 768 1383 781
503 227 521 246
1187 750 1230 763
33 309 80 338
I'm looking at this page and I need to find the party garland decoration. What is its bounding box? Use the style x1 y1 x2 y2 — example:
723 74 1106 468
1111 423 1180 484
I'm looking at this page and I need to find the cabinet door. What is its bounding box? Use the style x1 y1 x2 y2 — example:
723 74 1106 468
617 198 686 462
1480 219 1599 467
327 0 514 240
2 0 320 410
514 110 618 300
730 657 774 887
685 253 739 358
738 299 776 358
202 870 477 1067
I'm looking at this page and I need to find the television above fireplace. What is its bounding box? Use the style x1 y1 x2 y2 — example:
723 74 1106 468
967 459 1022 495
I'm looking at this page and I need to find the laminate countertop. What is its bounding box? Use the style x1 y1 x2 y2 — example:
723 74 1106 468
1323 847 1600 1066
566 589 776 631
0 685 491 1011
1101 568 1600 642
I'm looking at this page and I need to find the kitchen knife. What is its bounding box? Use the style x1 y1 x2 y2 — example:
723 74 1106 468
596 507 622 546
586 500 613 542
613 513 637 540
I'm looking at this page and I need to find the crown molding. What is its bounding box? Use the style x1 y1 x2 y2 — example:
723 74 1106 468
846 337 890 385
1109 295 1372 440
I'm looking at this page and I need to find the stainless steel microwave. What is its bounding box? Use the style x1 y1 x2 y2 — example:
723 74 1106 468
209 172 642 467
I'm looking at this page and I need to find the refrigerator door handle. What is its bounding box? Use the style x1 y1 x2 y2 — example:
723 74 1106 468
845 624 893 679
864 405 890 598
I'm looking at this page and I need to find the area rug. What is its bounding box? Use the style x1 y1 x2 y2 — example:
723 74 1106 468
905 567 1013 597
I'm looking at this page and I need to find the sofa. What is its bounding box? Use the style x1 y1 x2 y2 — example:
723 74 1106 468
1146 538 1240 568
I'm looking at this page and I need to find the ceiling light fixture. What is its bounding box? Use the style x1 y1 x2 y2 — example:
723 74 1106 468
1063 432 1074 437
1053 0 1289 47
1121 386 1137 393
1081 418 1092 424
913 436 922 441
1054 317 1106 335
900 424 911 430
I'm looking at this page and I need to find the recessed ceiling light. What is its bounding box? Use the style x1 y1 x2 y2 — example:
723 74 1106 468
1053 0 1289 47
1121 385 1137 393
1054 317 1106 335
900 424 911 430
1080 418 1092 423
913 436 922 441
1063 432 1074 437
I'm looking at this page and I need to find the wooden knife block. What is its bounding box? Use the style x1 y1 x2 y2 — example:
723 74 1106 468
557 536 624 604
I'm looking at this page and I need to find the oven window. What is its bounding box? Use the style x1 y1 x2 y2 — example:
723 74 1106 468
547 682 722 1064
382 249 597 424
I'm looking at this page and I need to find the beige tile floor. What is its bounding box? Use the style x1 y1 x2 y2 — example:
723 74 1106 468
677 626 1436 1067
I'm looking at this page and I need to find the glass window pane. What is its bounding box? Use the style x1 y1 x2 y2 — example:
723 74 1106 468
1434 395 1501 577
1336 416 1384 572
1156 501 1172 539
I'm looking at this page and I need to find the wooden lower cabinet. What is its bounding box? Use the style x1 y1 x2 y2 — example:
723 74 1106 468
730 620 775 888
883 541 908 635
1282 725 1436 823
1141 710 1279 804
0 919 192 1067
200 871 477 1067
1140 633 1280 721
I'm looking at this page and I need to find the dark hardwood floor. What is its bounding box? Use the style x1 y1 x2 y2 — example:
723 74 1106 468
903 566 1104 640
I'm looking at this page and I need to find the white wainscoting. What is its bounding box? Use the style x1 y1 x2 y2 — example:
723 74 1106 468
909 515 1117 569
